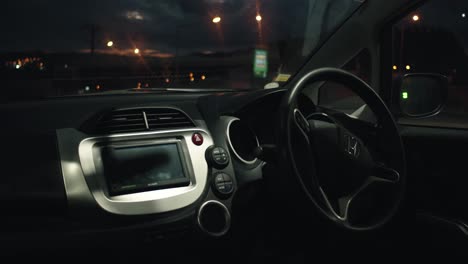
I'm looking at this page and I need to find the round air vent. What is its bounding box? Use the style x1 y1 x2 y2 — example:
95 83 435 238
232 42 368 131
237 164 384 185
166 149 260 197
226 118 259 164
197 201 231 236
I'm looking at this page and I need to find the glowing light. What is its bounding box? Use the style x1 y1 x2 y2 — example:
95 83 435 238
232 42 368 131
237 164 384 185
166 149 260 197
15 64 20 69
212 16 221 23
189 72 194 77
190 77 195 82
126 11 144 21
165 78 170 83
201 75 206 80
412 15 419 21
256 15 262 21
462 13 466 18
85 86 90 91
393 65 397 70
134 48 140 54
107 41 114 47
406 65 411 70
96 85 101 90
402 92 408 99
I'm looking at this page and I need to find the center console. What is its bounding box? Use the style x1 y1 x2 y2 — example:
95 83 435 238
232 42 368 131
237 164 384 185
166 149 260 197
58 127 214 215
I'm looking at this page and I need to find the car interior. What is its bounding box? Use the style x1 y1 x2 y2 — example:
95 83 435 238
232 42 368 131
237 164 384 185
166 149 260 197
2 0 468 258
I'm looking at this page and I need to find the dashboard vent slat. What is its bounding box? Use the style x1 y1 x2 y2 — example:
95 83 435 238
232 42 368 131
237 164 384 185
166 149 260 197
91 108 195 135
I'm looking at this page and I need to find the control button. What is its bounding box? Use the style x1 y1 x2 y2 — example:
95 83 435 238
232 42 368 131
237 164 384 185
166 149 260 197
212 172 234 196
192 133 204 146
223 182 233 193
206 146 229 169
221 173 231 182
215 174 224 184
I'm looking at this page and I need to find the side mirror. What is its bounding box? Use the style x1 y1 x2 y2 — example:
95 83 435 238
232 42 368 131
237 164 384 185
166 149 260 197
399 73 448 118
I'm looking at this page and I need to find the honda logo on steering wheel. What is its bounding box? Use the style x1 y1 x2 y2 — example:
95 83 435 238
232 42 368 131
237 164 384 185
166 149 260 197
345 134 360 158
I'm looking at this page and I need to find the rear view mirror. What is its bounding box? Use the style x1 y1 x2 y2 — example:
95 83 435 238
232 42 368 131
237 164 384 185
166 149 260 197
399 73 448 118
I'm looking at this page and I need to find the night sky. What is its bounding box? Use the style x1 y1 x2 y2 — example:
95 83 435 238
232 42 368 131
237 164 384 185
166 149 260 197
409 0 468 55
0 0 312 56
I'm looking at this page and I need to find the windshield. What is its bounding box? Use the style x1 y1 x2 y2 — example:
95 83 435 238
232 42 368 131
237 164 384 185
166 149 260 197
1 0 364 101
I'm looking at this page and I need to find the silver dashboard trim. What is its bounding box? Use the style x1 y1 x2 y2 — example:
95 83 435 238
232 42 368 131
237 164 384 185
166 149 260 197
58 128 213 215
197 200 231 237
226 118 259 165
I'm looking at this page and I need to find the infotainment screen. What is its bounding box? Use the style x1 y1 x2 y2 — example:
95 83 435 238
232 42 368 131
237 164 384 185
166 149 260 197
100 143 190 196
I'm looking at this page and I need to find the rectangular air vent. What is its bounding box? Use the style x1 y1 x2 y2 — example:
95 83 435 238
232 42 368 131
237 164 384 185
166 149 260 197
94 108 194 134
145 108 195 130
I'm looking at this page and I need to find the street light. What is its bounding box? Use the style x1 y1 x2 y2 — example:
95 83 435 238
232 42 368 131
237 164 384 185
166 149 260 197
107 41 113 47
462 13 466 18
393 65 397 71
406 65 411 70
412 15 420 22
134 48 140 54
212 16 221 23
256 15 262 22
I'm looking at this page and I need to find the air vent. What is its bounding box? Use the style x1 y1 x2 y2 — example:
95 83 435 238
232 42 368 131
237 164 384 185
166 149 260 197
93 108 194 134
145 108 195 130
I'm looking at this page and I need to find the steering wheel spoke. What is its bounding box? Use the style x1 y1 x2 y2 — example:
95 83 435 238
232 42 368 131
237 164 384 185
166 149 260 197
293 108 311 139
371 163 400 184
320 176 375 223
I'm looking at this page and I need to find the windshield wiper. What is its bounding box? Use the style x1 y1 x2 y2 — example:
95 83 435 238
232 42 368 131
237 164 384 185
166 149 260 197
128 87 238 93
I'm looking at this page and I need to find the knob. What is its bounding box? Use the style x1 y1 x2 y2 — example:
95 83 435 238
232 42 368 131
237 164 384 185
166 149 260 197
206 146 229 169
213 172 234 196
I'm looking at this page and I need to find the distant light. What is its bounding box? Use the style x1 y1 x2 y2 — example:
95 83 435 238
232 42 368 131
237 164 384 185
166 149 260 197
64 64 68 69
256 15 262 21
212 16 221 23
201 75 206 80
402 92 409 100
412 15 419 21
189 72 194 77
15 64 20 69
134 48 140 54
190 77 195 82
126 11 144 21
137 82 142 89
392 65 397 71
96 84 101 90
462 13 466 18
165 78 170 83
107 41 114 47
85 86 90 91
406 65 411 70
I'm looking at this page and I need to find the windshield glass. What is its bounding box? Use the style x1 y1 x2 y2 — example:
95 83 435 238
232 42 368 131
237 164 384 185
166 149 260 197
1 0 364 101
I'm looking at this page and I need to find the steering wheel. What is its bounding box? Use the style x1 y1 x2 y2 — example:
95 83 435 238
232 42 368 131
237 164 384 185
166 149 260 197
278 68 405 231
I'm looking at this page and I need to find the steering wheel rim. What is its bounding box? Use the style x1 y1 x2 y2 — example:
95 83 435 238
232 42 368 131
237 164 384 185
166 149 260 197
278 68 406 231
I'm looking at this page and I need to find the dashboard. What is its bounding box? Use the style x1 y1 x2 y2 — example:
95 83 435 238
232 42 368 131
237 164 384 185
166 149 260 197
0 89 288 250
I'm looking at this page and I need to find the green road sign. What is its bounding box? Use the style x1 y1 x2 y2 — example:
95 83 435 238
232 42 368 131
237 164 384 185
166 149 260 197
253 49 268 78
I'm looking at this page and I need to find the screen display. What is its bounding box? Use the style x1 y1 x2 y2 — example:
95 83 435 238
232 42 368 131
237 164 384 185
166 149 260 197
100 143 189 196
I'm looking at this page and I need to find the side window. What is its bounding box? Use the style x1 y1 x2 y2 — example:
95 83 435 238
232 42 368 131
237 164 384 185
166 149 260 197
391 0 468 129
318 49 371 114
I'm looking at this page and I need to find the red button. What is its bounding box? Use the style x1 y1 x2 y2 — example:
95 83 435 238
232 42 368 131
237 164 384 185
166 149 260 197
192 133 204 146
